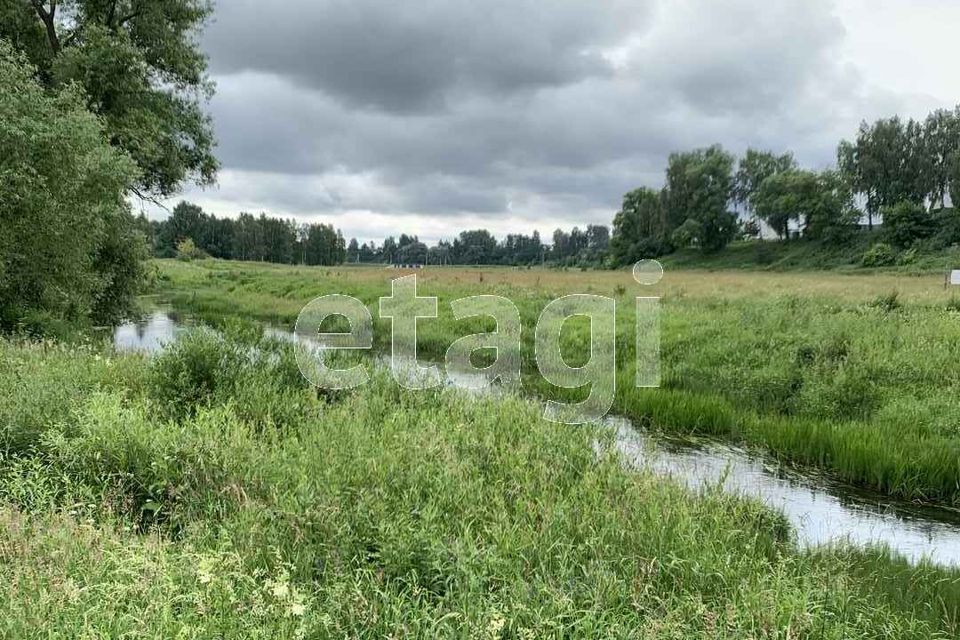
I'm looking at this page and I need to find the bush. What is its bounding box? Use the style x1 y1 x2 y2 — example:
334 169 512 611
882 201 932 249
861 242 896 267
176 238 208 262
148 329 245 419
870 290 901 312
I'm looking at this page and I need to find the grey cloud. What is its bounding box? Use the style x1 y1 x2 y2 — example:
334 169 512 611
182 0 923 238
205 0 651 112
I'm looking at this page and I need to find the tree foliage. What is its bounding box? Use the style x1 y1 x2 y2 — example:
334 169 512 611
881 201 933 249
0 42 145 328
0 0 218 196
662 145 738 251
751 169 855 242
734 149 797 212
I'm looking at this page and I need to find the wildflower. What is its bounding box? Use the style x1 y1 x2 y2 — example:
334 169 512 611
487 613 505 638
269 580 289 599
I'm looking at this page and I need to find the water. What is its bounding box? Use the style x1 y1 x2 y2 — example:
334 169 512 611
111 309 195 353
114 310 960 566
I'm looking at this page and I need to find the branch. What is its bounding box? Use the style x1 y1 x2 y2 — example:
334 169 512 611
130 187 171 213
117 9 142 27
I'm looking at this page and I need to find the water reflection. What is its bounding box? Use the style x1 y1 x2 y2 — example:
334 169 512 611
609 417 960 565
113 310 193 353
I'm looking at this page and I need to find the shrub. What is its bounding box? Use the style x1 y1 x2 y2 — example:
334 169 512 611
861 242 896 267
870 290 901 312
148 329 245 419
882 201 933 249
176 238 208 262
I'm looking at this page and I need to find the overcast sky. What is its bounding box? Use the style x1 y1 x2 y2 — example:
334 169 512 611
147 0 960 244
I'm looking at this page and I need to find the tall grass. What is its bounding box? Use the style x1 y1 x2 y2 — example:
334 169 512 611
2 331 960 636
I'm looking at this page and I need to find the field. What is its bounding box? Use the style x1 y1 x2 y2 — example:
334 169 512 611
156 259 960 504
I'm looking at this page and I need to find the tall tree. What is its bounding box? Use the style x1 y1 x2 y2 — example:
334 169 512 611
734 149 797 224
662 145 737 251
610 188 667 263
924 108 960 210
838 116 931 229
1 0 218 197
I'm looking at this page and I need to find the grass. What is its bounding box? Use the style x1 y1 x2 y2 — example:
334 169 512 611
3 329 960 636
153 258 960 504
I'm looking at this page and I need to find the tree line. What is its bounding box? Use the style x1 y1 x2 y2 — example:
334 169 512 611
148 203 612 268
610 106 960 265
143 202 347 266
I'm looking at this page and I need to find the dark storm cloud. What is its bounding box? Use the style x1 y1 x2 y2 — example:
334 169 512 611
183 0 912 236
204 0 651 112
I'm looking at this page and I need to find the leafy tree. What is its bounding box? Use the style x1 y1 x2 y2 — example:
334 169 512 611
610 188 668 263
452 229 498 265
839 117 931 228
803 171 858 242
662 145 737 251
302 223 344 266
176 237 206 261
397 239 428 264
382 237 398 263
752 169 856 242
0 42 144 327
734 149 797 215
951 152 960 210
670 218 702 249
923 108 960 210
347 238 360 263
1 0 218 196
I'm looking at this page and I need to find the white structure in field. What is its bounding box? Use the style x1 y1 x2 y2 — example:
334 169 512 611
950 270 960 286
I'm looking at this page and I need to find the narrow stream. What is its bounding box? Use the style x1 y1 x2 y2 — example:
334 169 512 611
114 309 960 567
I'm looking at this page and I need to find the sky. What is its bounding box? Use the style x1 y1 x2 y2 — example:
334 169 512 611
145 0 960 244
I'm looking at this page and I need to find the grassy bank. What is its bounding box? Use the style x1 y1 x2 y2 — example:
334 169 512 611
153 259 960 504
2 329 960 636
661 234 960 273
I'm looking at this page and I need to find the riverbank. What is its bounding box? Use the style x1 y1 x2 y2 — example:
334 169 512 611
153 258 960 504
2 329 960 636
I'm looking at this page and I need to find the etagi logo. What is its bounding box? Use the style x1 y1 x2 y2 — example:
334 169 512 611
294 260 663 424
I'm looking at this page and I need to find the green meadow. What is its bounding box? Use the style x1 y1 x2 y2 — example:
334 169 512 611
155 259 960 504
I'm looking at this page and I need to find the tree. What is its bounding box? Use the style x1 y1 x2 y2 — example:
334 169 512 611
176 237 206 261
382 237 398 263
1 0 218 196
0 42 144 327
923 108 960 210
610 188 668 263
839 117 931 229
662 145 738 251
751 170 810 239
734 149 797 216
752 169 856 242
670 218 702 249
452 230 497 264
951 153 960 210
